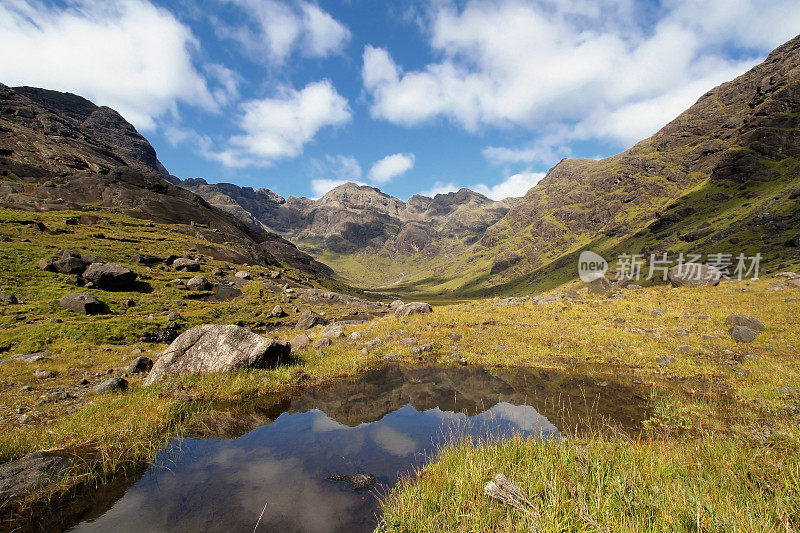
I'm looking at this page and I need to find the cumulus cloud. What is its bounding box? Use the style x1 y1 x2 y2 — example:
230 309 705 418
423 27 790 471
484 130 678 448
363 0 800 152
0 0 217 131
226 0 351 64
210 80 351 167
368 153 415 184
473 172 546 200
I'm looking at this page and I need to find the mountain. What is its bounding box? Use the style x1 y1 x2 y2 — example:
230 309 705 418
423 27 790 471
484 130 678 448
178 179 515 287
179 35 800 296
0 84 333 279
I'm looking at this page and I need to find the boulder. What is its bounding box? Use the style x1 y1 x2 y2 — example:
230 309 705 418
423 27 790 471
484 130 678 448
389 300 405 310
729 326 758 343
82 262 137 290
50 251 90 275
321 325 345 338
234 271 251 279
668 264 722 287
395 302 433 319
313 338 332 349
399 337 418 346
449 332 462 341
725 314 765 332
93 377 128 394
587 277 613 294
0 452 71 500
290 333 311 352
144 325 290 385
172 258 200 272
126 356 153 374
0 293 18 304
186 276 212 291
59 293 105 315
296 310 327 330
656 356 676 366
269 305 286 318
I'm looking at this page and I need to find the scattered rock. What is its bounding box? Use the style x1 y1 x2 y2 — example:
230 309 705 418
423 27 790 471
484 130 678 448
211 267 224 276
93 377 128 394
395 302 433 319
82 262 137 290
144 325 291 385
0 452 71 500
587 277 613 294
773 272 799 279
290 334 311 352
321 325 345 338
348 331 363 341
725 314 764 332
234 271 251 280
651 307 666 317
676 345 690 353
656 356 676 366
382 353 402 361
33 370 54 379
729 326 758 343
295 310 327 330
327 473 376 491
186 276 212 291
399 337 418 346
389 300 404 310
537 296 562 305
4 352 51 364
668 264 722 287
59 293 105 315
172 258 200 272
313 338 332 349
126 356 153 374
768 280 787 290
0 293 18 304
449 332 462 341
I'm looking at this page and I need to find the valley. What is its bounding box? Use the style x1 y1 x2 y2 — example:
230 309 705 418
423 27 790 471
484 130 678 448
0 21 798 533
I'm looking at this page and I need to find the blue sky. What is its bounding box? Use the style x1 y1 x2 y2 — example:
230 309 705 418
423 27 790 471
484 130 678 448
2 1 800 200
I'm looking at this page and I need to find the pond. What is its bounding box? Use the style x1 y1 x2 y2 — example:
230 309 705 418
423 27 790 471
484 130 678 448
66 364 649 533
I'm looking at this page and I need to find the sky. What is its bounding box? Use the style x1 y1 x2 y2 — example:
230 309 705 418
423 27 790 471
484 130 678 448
1 1 799 201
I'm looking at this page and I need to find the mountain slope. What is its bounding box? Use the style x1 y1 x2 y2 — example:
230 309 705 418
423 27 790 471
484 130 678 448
178 180 514 287
0 84 333 279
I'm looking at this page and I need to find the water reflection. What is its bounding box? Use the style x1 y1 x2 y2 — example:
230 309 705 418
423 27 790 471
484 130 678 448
69 365 647 533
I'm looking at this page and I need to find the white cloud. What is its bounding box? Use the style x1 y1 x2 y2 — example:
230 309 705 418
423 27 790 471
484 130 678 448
310 154 362 182
363 0 800 149
0 0 217 131
205 63 241 107
473 172 546 200
419 181 459 198
210 80 351 167
368 153 415 184
227 0 350 64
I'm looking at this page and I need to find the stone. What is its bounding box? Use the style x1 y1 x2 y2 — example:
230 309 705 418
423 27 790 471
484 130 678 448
365 338 383 349
327 473 376 491
587 277 613 294
348 331 363 341
5 352 51 364
313 338 332 349
126 356 153 374
668 264 723 287
295 310 327 330
172 258 200 272
0 293 18 304
186 276 212 291
33 370 55 379
290 334 311 352
82 262 137 290
395 302 433 319
269 305 286 318
676 345 690 353
725 314 765 332
769 280 786 290
382 353 403 361
399 337 418 346
93 377 128 394
389 300 405 310
211 267 224 276
537 296 562 305
729 326 758 343
269 270 282 279
144 325 291 385
656 356 676 366
321 325 345 338
773 272 799 279
651 307 666 317
788 279 800 288
234 271 251 279
0 452 71 500
49 251 90 275
59 293 105 315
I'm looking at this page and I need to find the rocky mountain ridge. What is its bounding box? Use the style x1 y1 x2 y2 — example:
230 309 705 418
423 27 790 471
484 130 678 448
0 84 333 279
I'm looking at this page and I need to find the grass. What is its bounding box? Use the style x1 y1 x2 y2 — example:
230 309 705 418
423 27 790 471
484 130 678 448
1 203 799 530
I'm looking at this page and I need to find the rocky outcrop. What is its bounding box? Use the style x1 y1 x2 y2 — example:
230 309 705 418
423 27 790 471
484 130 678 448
394 302 433 319
82 263 137 290
59 293 104 314
0 452 71 501
144 325 290 385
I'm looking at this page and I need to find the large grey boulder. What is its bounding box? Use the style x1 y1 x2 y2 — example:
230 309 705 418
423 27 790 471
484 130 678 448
144 325 290 385
725 314 764 332
296 310 327 330
0 452 71 500
668 264 723 287
59 293 104 314
93 377 128 394
729 326 758 343
82 262 137 290
39 251 90 275
587 276 613 294
395 302 433 319
186 276 212 291
172 258 200 272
